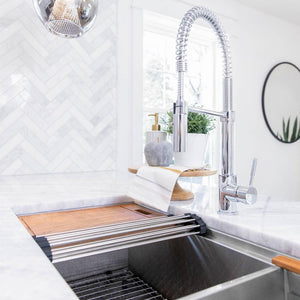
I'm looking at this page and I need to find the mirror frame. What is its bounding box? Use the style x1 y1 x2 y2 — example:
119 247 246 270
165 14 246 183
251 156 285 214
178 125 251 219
261 61 300 144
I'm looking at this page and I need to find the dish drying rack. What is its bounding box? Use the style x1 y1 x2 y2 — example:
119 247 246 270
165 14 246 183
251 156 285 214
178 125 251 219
34 213 206 263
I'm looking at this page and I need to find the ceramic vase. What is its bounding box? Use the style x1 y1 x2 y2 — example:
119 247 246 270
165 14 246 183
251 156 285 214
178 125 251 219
173 133 208 168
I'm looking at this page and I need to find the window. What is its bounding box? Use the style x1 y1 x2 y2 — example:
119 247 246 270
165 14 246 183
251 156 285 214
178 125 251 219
143 10 222 185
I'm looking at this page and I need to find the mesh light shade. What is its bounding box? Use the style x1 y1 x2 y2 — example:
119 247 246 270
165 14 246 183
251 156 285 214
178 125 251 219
33 0 98 38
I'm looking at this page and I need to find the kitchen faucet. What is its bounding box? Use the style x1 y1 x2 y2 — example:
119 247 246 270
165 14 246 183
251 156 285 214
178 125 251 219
173 7 257 213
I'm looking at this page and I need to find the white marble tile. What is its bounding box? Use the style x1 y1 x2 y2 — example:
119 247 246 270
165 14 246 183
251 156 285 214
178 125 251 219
0 0 117 175
0 171 129 214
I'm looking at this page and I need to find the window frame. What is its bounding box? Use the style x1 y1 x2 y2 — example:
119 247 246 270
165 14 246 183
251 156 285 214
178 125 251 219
117 0 237 172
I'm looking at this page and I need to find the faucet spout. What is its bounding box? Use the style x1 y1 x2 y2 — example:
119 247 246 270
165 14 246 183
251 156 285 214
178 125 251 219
173 6 233 176
173 7 257 213
173 100 188 152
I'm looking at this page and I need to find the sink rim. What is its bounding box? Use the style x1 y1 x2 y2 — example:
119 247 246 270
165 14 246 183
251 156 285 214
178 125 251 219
178 266 279 300
176 229 286 300
204 228 282 265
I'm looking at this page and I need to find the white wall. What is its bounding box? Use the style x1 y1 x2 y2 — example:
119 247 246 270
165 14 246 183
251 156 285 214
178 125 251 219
194 0 300 201
119 0 300 201
196 0 300 201
229 2 300 202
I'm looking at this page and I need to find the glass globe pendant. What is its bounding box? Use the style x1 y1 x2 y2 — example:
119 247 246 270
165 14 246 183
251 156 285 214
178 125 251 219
33 0 98 38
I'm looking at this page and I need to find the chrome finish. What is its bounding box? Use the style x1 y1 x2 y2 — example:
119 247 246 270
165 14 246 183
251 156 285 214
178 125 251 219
203 229 279 263
173 101 188 152
173 6 257 213
175 7 231 77
52 225 200 263
249 158 257 186
49 219 199 247
52 227 300 300
68 268 164 300
173 7 231 152
35 214 204 263
180 268 283 300
41 214 193 240
286 272 300 299
220 158 258 212
33 0 98 38
284 270 290 300
189 107 227 119
40 214 197 245
128 234 272 299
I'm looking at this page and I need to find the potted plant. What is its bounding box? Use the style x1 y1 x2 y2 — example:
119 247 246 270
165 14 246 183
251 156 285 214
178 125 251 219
277 116 300 143
162 110 215 167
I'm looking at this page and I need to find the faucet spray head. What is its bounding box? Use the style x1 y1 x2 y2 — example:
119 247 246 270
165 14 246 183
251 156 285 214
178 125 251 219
173 101 188 152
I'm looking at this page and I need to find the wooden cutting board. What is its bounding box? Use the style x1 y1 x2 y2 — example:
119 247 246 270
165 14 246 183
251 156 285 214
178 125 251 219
18 204 164 236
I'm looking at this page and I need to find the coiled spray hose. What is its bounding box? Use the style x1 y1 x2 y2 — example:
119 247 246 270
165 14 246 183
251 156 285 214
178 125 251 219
176 6 232 78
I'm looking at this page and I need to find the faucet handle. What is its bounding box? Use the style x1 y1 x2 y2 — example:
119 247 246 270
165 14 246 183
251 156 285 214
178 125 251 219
235 158 258 205
249 158 257 186
236 186 257 205
220 158 258 211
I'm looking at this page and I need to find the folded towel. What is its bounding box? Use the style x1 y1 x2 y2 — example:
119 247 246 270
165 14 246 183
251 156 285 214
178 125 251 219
127 165 188 212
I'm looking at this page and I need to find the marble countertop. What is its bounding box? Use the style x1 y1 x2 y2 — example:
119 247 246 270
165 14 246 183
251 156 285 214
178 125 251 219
169 182 300 259
0 172 299 299
0 171 130 300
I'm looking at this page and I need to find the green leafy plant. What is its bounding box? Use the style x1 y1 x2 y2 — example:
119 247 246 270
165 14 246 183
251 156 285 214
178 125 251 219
161 111 215 134
277 116 300 143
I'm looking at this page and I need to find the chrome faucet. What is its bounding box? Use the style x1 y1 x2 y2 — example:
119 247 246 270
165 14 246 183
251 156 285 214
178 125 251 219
173 7 257 213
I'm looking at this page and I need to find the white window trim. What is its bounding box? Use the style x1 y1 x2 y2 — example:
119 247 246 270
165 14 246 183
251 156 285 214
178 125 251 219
116 0 144 171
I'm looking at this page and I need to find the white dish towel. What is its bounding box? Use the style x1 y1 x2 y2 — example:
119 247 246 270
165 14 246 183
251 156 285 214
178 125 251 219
127 166 188 212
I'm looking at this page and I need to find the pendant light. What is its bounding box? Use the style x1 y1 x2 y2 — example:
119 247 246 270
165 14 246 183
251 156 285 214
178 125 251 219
33 0 98 38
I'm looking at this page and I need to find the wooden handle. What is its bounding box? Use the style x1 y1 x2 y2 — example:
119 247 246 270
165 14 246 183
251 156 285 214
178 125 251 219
272 255 300 275
128 167 217 177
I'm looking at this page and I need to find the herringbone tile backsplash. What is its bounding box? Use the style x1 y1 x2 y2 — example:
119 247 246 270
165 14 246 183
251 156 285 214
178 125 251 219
0 0 117 175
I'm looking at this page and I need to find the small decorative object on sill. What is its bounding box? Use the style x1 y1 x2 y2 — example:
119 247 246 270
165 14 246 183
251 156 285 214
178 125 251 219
162 110 216 167
144 141 173 167
144 113 173 167
145 113 166 144
174 133 208 168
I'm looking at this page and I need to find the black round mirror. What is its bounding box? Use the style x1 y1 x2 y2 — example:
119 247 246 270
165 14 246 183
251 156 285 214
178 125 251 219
262 62 300 143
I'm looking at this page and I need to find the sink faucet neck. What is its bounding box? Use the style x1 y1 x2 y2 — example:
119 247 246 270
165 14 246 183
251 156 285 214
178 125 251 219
173 6 257 213
176 6 232 78
174 6 234 176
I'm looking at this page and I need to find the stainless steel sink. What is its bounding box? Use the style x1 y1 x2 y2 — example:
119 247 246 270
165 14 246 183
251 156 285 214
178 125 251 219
127 236 271 299
52 229 300 300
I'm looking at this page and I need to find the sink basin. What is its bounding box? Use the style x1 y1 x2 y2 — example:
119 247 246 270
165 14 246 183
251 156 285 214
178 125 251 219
19 204 300 299
53 229 297 300
127 236 271 299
